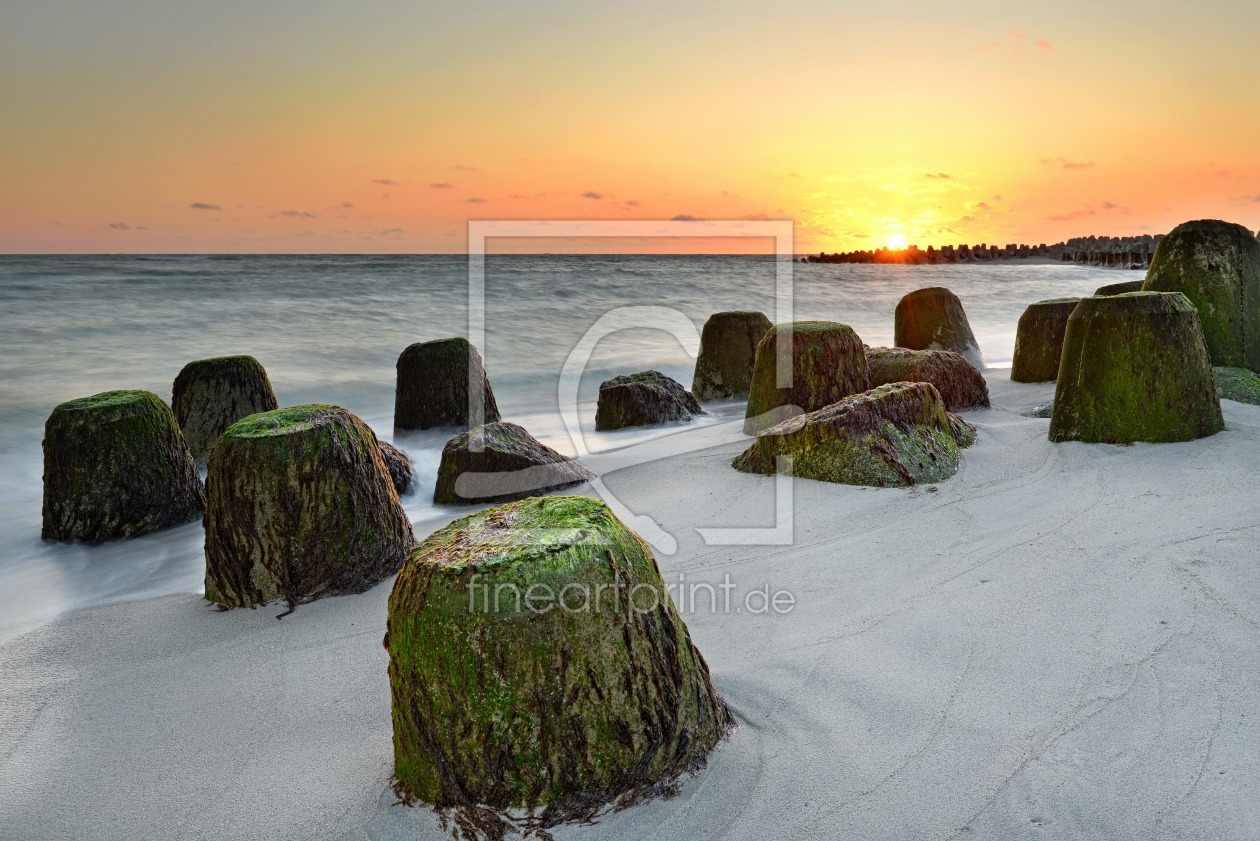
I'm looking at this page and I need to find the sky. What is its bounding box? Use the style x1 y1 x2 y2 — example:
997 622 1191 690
2 0 1258 254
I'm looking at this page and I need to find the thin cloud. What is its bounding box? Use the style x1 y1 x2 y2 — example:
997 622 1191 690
581 192 604 200
1103 201 1118 209
1007 32 1027 42
742 213 772 221
108 222 131 230
979 42 999 51
924 172 951 179
189 202 222 210
671 214 703 222
464 198 488 203
279 210 318 218
1035 39 1052 52
625 200 640 207
452 165 477 172
1048 208 1097 221
371 179 401 186
341 201 353 208
429 182 454 189
1041 157 1095 169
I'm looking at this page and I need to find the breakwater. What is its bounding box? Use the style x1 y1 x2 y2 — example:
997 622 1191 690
805 235 1171 269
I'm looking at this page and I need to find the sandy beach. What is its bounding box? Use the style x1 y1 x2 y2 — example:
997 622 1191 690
3 370 1259 840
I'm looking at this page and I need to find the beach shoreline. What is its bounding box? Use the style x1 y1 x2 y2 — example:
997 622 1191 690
3 371 1259 840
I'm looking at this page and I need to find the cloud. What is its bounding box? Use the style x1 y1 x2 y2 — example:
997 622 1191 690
1103 201 1118 209
1239 194 1260 203
625 200 640 207
279 210 318 218
452 165 477 172
464 198 488 203
581 192 604 200
994 194 1003 201
721 190 740 198
959 216 977 223
509 194 532 200
979 42 999 51
342 201 353 208
108 222 131 230
1035 39 1052 52
189 202 221 210
924 172 951 179
671 214 703 222
1048 208 1097 221
1007 32 1027 42
1040 157 1095 169
742 213 772 221
429 182 454 189
371 179 401 185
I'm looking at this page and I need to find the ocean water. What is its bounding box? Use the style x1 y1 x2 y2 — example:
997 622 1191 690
0 254 1121 643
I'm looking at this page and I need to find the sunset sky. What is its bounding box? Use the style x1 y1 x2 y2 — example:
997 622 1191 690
2 0 1258 254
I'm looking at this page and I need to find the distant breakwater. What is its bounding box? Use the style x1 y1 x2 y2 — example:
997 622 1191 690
801 232 1260 270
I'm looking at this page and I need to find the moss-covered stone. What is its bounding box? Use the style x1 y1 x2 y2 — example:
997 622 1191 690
1213 366 1260 405
1049 292 1224 444
204 405 415 611
385 496 734 831
691 311 774 402
171 355 279 466
395 338 501 431
42 390 205 542
1142 219 1260 369
743 321 871 434
894 287 985 369
733 382 975 487
1094 280 1145 296
865 346 990 410
378 440 414 495
1010 298 1082 383
434 421 596 504
594 371 706 431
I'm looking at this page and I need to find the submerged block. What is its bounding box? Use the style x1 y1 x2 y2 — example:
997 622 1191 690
691 310 773 401
42 390 205 542
204 405 415 610
1049 292 1224 444
385 496 734 825
1010 298 1082 383
744 321 871 434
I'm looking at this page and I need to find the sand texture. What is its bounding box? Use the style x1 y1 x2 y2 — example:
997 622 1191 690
3 372 1259 840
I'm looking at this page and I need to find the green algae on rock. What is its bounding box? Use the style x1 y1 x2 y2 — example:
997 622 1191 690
395 337 501 431
385 496 734 832
434 421 596 505
203 405 415 611
1094 280 1145 296
894 287 985 370
171 355 279 466
1049 292 1224 444
691 310 773 402
733 382 975 487
743 321 871 434
1010 298 1082 383
865 346 990 410
594 370 706 431
1142 219 1260 369
378 440 414 495
42 390 205 542
1213 366 1260 405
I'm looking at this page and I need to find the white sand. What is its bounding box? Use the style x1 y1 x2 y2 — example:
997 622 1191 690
3 372 1259 840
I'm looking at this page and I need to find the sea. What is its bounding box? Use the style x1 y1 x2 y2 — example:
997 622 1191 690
0 254 1122 644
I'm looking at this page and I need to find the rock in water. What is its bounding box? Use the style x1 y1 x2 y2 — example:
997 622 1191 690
433 421 596 504
1143 219 1260 369
1213 366 1260 405
394 338 501 431
865 346 990 410
1010 298 1082 383
42 390 205 542
204 405 415 610
733 382 976 487
744 321 871 434
594 370 706 430
378 440 414 495
385 496 734 830
1049 292 1224 444
691 310 774 401
171 355 279 466
894 287 985 370
1094 280 1145 296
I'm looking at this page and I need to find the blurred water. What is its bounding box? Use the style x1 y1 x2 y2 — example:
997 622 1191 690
0 254 1120 643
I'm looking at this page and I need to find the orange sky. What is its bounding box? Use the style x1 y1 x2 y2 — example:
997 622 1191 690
2 1 1258 254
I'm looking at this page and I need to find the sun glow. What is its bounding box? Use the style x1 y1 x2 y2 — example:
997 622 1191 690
886 234 907 249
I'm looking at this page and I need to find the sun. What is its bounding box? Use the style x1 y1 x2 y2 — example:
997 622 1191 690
886 233 907 250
